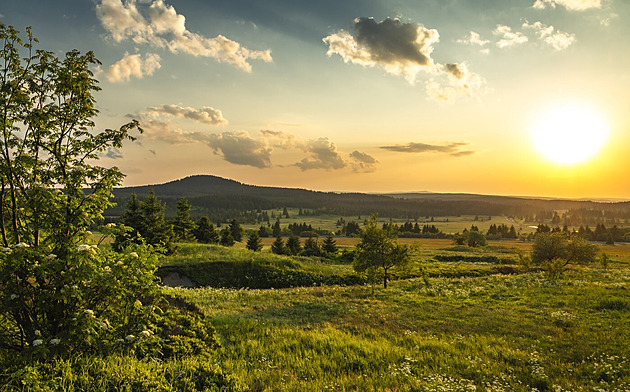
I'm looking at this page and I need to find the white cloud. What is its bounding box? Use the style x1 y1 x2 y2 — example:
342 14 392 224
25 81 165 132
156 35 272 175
95 0 272 72
493 25 528 49
206 131 272 168
143 104 228 125
523 21 576 50
323 17 440 84
457 31 490 47
295 138 347 171
349 151 378 172
533 0 601 11
380 142 475 157
104 52 161 82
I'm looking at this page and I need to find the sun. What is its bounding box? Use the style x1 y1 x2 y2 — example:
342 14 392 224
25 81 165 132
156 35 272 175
529 104 610 165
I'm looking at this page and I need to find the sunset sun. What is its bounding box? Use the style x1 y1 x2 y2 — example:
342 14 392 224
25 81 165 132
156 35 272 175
530 105 610 165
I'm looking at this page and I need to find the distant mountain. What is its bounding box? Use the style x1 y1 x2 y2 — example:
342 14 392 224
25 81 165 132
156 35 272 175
106 175 630 224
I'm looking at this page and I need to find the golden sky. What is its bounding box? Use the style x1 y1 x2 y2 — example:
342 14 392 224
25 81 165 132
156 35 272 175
3 0 629 198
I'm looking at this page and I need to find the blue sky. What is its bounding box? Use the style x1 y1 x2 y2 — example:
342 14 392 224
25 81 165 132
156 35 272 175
2 0 629 198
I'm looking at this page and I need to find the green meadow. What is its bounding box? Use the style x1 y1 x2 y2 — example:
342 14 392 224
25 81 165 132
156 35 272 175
158 240 630 391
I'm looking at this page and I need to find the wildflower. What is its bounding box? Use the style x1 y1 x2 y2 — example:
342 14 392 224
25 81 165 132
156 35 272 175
129 252 139 258
125 334 135 341
32 339 44 346
34 330 41 336
15 242 29 248
85 231 93 236
83 309 95 318
77 244 91 252
140 330 152 337
103 266 111 272
1 247 11 253
10 294 18 300
116 338 124 343
49 338 60 345
134 300 143 307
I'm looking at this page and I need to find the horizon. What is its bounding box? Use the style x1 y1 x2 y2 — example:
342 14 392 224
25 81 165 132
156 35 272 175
2 0 629 199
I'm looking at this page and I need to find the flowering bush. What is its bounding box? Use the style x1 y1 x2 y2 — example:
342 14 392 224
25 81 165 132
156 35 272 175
0 225 160 356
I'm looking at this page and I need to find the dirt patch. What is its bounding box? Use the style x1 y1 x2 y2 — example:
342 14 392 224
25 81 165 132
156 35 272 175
160 271 196 288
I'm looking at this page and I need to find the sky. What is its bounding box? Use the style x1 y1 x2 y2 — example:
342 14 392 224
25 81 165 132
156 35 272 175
2 0 629 199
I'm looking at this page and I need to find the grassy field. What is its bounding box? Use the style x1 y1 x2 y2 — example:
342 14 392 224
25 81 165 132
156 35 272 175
159 240 630 391
242 209 538 237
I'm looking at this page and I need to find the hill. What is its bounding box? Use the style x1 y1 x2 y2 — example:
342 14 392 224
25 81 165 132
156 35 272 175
106 175 630 224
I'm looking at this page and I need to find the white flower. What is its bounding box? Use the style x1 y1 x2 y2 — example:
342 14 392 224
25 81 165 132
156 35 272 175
15 242 29 248
129 252 139 258
140 330 152 337
77 244 91 252
116 338 125 343
47 254 57 259
83 309 95 318
1 247 12 253
34 330 41 336
116 261 124 266
125 334 135 341
32 339 44 346
49 338 60 345
10 294 18 300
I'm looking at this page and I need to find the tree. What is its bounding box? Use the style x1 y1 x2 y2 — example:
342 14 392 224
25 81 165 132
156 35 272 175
285 234 301 255
322 233 338 255
140 190 174 249
172 198 195 242
271 236 286 255
353 216 410 288
272 218 281 237
246 231 263 252
0 23 158 354
466 231 487 247
531 232 598 277
194 217 219 244
302 235 321 256
220 227 235 247
228 219 244 242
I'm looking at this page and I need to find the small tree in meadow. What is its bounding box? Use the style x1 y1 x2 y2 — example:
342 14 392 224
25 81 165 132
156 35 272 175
531 232 598 278
322 233 338 255
172 198 196 242
246 232 263 252
220 227 235 247
353 216 410 288
194 217 219 244
271 236 286 255
285 234 302 255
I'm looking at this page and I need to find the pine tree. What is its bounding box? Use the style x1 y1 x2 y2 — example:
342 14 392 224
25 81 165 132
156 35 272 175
272 218 281 237
271 236 286 255
322 233 338 255
140 189 174 247
220 227 235 247
302 235 320 256
173 197 195 241
194 217 219 244
285 234 301 255
229 219 244 242
246 232 263 251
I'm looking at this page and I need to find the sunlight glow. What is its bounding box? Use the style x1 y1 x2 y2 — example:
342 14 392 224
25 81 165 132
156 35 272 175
530 105 609 165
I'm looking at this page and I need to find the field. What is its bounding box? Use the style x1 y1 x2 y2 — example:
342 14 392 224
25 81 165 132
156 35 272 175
159 239 630 391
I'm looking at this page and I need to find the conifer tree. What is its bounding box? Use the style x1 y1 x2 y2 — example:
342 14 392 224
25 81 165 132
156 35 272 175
194 216 219 244
322 233 338 255
229 219 244 242
271 236 286 255
302 235 321 256
220 227 235 247
173 197 195 241
286 234 301 255
246 231 263 251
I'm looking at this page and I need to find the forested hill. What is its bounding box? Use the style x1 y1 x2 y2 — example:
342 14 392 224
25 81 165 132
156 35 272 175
106 175 630 224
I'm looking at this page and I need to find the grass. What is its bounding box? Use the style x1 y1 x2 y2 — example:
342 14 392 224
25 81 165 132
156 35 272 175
155 241 630 391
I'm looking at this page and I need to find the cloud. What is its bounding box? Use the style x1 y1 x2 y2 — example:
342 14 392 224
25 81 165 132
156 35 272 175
349 150 378 172
295 138 347 171
380 142 475 157
143 104 228 125
426 63 487 103
95 0 272 72
102 147 124 159
457 31 490 47
323 17 440 83
206 131 272 168
533 0 601 11
493 25 528 48
259 129 301 149
522 21 576 50
104 52 161 82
